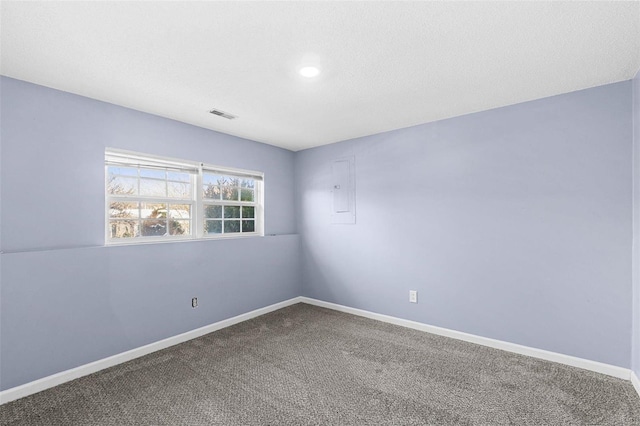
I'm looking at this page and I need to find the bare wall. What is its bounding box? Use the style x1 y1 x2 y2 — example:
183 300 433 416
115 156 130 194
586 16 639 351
295 81 633 368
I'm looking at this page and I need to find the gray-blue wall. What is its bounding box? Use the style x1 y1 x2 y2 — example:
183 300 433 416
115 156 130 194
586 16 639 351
633 69 640 378
295 81 633 368
0 77 300 391
2 74 637 393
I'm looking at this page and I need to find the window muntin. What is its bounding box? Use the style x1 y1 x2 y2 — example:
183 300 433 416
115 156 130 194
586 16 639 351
202 173 258 236
105 149 263 244
107 164 196 241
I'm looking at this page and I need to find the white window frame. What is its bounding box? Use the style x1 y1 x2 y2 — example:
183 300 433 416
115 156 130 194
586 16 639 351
105 148 264 245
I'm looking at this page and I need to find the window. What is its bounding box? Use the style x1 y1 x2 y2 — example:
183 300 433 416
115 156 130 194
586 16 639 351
202 173 258 235
105 149 263 244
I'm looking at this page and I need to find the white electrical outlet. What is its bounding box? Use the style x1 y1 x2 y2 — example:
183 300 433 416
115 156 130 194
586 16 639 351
409 290 418 303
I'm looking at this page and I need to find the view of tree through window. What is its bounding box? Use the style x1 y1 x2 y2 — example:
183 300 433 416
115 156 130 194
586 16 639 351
106 150 262 243
203 174 256 235
107 167 193 239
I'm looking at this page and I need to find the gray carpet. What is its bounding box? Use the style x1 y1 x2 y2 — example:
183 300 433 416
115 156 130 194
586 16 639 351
1 303 639 425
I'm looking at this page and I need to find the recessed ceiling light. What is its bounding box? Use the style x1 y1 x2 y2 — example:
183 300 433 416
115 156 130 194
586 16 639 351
299 66 320 78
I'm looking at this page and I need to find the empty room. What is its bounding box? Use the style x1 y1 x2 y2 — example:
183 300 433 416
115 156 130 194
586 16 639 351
1 1 640 424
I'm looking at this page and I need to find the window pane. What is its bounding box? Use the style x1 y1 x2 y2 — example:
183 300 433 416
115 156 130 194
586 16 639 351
224 206 240 218
141 203 167 217
110 202 139 219
241 179 255 188
168 171 191 182
242 220 255 233
168 182 191 198
203 185 221 200
205 220 222 234
203 174 226 185
107 176 138 195
169 204 191 219
222 187 239 201
140 178 166 197
205 205 222 219
242 206 255 218
224 220 240 233
240 188 254 202
169 220 190 236
110 219 139 239
140 168 165 179
141 203 168 236
141 219 167 236
108 166 137 177
218 176 239 201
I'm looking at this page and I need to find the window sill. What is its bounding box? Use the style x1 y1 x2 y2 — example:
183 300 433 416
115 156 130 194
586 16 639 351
105 233 264 247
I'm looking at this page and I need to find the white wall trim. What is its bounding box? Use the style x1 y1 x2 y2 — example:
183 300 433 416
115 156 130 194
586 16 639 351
2 296 634 405
632 371 640 399
0 296 303 405
299 297 632 381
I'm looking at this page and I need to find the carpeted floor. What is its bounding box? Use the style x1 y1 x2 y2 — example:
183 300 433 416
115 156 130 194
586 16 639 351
1 303 639 425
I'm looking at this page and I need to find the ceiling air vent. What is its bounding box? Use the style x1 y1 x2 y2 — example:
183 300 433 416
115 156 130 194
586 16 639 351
209 108 237 120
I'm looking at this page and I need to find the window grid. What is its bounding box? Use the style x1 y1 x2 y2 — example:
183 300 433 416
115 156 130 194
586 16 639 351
202 202 256 235
108 200 194 240
201 172 258 236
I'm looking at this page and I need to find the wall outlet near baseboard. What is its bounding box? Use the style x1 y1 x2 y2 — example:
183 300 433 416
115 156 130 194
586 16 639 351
409 290 418 303
192 297 198 308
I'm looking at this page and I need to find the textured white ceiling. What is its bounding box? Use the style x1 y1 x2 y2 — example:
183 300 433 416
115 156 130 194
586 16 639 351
2 1 639 151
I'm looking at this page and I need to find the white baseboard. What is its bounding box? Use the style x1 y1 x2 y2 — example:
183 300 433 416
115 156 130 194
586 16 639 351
632 371 640 399
299 297 631 381
2 296 633 406
0 296 303 405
